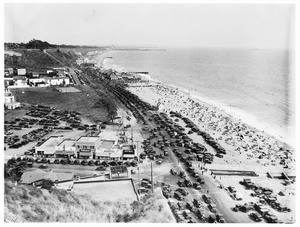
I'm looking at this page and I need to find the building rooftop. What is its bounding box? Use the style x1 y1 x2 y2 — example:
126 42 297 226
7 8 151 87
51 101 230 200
35 136 63 154
20 169 74 184
98 140 115 150
13 76 27 80
77 136 100 143
57 139 76 148
99 130 120 141
37 136 63 148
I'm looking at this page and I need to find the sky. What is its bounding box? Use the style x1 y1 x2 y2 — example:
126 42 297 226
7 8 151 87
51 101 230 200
5 3 295 49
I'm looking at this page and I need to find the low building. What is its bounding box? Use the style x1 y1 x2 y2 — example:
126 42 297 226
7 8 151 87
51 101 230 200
28 78 48 87
31 72 40 77
4 78 14 87
95 140 122 161
17 68 26 75
4 87 21 110
53 67 67 76
45 77 70 86
76 136 101 159
12 76 29 88
20 169 74 185
35 136 64 157
121 144 136 160
5 67 14 76
54 139 77 158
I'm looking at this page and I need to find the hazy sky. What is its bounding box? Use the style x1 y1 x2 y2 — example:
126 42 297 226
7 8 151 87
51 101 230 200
5 4 294 49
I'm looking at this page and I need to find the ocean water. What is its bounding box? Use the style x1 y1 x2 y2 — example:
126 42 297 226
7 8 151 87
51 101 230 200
100 48 295 146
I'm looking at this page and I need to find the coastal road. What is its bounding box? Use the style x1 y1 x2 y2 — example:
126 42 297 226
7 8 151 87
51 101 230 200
67 67 81 85
133 108 252 223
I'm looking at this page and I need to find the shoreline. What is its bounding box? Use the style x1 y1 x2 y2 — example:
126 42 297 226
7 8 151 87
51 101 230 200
91 51 295 149
136 74 295 149
126 81 295 172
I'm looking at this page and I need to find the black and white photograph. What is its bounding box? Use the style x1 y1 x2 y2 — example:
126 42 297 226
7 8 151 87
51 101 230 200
2 0 297 224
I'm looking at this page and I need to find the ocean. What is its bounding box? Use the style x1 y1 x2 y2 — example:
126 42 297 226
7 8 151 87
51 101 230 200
99 48 295 146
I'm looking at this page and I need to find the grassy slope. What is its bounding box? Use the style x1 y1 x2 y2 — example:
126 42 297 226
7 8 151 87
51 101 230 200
4 49 62 70
4 181 175 223
10 86 109 123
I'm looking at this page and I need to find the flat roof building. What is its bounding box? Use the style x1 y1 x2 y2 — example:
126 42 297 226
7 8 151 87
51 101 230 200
35 136 64 157
76 136 101 159
55 139 77 158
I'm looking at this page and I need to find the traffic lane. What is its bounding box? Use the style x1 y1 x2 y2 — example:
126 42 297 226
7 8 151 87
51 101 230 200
200 172 253 223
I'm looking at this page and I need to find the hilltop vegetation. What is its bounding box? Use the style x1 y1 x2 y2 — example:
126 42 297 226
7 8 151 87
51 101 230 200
4 49 79 71
4 181 175 222
5 39 101 50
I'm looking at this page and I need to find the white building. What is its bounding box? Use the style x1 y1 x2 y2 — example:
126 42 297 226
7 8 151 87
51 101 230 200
11 76 29 88
4 87 21 110
17 68 26 75
55 139 77 158
28 78 49 87
95 140 122 161
35 136 64 157
76 136 101 159
45 77 70 86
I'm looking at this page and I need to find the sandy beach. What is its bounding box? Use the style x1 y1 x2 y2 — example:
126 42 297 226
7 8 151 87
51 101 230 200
126 80 295 174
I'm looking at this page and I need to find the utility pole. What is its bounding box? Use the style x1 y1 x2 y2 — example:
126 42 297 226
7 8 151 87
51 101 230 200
151 162 154 194
137 140 140 191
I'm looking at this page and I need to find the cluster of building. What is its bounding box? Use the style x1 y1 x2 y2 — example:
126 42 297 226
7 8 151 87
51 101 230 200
100 68 141 81
35 129 137 161
4 67 71 88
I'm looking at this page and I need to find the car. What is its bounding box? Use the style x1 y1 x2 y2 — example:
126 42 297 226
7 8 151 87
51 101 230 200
177 201 184 209
138 187 149 194
24 151 33 156
170 168 178 175
156 159 163 165
249 212 262 222
202 194 212 204
193 199 202 207
174 192 183 201
208 204 217 213
193 182 202 190
186 202 193 210
216 213 225 223
96 165 106 171
179 171 186 178
176 188 189 196
183 210 192 220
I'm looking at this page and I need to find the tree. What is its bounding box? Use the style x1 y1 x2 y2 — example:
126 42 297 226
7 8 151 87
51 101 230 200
41 179 54 190
108 110 117 123
4 161 27 181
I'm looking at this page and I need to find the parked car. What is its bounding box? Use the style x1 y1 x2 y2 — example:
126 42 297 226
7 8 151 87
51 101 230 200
176 188 189 196
249 212 263 222
174 192 183 201
202 194 212 204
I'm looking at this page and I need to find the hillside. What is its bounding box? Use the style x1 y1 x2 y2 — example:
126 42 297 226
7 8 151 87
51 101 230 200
5 49 63 71
4 181 175 223
4 46 106 71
